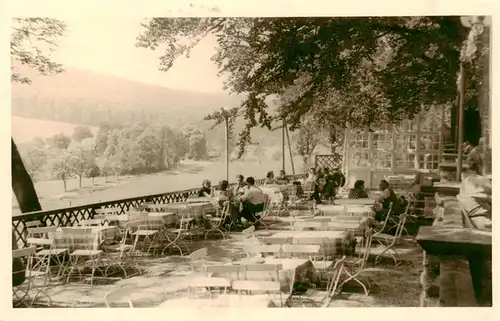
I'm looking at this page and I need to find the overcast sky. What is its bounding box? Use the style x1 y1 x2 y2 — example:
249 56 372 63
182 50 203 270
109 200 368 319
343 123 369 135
50 17 227 93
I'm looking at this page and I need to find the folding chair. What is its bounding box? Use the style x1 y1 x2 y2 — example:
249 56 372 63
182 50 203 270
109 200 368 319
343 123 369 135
63 227 105 285
187 247 208 272
187 276 231 299
373 212 409 266
27 227 69 281
337 228 373 296
104 286 136 308
102 224 141 278
294 237 333 277
241 225 258 246
234 263 284 307
292 256 346 307
12 247 52 307
204 201 230 240
162 217 193 256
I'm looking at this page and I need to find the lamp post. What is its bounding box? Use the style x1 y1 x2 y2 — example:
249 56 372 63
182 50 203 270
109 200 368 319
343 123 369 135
457 16 491 181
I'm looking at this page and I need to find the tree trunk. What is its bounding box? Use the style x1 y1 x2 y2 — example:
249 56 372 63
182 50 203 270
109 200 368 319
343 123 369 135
11 138 42 214
79 174 82 188
62 178 67 191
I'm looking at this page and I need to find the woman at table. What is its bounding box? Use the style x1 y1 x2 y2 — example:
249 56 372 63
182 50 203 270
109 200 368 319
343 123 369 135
198 179 213 197
458 155 492 230
264 171 276 185
232 174 247 196
373 180 400 221
239 177 267 227
348 180 370 199
276 170 289 184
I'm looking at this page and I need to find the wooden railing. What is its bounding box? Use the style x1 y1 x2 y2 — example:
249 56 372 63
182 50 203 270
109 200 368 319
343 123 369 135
12 175 305 248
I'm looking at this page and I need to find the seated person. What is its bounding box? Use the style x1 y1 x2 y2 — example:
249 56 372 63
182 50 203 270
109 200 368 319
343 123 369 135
238 177 267 226
214 180 232 201
292 181 304 197
373 180 400 221
276 170 289 184
306 168 317 182
197 179 213 197
311 177 334 204
331 167 346 196
348 180 370 199
232 174 247 196
264 171 276 185
458 155 492 229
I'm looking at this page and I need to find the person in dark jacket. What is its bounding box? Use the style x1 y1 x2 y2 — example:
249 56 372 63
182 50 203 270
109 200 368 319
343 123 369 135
311 177 334 203
348 180 370 199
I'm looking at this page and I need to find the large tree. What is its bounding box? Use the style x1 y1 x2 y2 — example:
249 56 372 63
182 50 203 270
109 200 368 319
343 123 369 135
11 18 66 221
137 17 465 156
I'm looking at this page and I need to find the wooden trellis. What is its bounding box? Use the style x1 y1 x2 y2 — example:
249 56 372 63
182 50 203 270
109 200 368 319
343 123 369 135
315 154 343 172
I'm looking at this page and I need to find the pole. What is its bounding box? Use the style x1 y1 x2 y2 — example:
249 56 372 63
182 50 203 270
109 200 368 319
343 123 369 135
285 121 295 175
282 118 286 173
224 113 229 181
456 62 465 182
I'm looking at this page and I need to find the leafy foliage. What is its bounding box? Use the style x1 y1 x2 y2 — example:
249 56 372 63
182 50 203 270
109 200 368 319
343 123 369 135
138 17 465 155
11 18 66 84
47 133 71 150
72 126 94 142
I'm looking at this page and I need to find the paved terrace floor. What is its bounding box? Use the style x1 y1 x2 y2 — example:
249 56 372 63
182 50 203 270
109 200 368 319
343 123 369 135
36 219 425 308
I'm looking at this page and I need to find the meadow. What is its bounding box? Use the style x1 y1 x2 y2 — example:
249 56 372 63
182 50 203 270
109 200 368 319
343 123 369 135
12 157 305 215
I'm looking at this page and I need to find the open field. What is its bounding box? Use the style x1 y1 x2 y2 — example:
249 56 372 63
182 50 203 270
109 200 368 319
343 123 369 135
12 157 305 214
11 116 99 144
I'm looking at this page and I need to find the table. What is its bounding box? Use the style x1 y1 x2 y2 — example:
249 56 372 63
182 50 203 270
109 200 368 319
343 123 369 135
317 204 374 217
268 231 352 256
158 294 276 308
219 257 317 293
160 202 214 219
53 226 120 250
333 198 375 206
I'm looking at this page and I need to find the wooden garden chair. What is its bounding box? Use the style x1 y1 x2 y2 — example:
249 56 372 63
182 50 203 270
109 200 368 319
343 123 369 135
12 247 52 307
62 227 105 285
27 227 69 281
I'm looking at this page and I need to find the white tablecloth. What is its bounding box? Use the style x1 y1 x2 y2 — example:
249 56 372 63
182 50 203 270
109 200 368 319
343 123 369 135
269 230 352 256
158 294 276 308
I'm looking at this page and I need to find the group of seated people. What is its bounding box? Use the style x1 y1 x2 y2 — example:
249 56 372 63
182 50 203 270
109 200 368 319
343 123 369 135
196 174 269 229
305 167 346 203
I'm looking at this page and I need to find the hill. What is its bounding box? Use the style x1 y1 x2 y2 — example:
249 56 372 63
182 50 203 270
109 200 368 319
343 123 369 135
11 65 243 127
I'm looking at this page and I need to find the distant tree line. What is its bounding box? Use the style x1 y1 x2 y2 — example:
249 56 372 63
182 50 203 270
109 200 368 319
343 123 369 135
19 123 208 191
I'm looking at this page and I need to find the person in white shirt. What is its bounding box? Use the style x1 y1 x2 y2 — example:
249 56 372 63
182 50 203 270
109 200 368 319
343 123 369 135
239 177 267 226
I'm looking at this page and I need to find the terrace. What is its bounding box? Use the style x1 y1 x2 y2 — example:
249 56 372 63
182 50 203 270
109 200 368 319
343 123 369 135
12 174 490 308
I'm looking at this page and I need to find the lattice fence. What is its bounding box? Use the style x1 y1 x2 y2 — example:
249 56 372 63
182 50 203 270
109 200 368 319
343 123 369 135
12 175 304 248
315 154 343 171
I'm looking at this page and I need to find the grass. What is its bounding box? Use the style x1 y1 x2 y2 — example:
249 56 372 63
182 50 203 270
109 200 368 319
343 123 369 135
12 157 305 214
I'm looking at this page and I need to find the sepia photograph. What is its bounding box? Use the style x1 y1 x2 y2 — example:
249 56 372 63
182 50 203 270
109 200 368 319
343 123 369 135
8 1 493 313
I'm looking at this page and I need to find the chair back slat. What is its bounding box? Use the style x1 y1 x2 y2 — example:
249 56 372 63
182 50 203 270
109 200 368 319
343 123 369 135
12 247 37 258
281 244 320 254
243 244 281 257
232 280 281 292
61 227 93 235
25 220 42 228
188 276 231 288
204 264 244 274
260 237 292 245
243 263 283 272
27 227 57 235
27 238 54 246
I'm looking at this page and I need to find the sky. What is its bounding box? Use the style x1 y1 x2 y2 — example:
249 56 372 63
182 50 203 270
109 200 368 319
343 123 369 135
50 17 227 93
